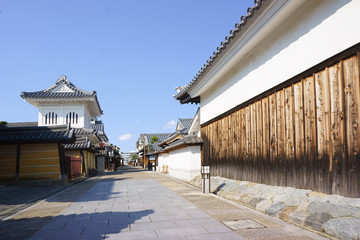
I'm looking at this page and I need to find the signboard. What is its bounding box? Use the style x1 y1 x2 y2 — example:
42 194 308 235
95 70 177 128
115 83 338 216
149 156 156 160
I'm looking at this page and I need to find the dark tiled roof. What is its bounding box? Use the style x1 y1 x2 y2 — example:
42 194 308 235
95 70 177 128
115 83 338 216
138 133 172 155
6 122 38 127
21 75 96 99
0 125 75 144
162 135 203 152
144 133 172 143
21 75 103 114
174 0 266 104
73 128 103 146
178 118 193 134
64 137 92 150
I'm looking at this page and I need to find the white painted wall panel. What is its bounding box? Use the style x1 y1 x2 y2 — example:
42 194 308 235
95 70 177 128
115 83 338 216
200 0 360 124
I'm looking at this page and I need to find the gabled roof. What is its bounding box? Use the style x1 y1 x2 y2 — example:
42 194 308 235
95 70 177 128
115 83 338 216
144 133 172 144
161 135 203 152
73 128 102 145
21 75 103 115
178 118 193 134
21 75 97 99
174 0 267 104
137 133 172 154
0 125 75 144
64 137 93 151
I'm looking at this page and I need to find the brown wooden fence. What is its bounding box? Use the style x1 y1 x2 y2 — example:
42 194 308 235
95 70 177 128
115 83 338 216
201 54 360 197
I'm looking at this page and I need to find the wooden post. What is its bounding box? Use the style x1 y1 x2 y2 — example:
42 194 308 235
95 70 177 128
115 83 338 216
58 143 67 183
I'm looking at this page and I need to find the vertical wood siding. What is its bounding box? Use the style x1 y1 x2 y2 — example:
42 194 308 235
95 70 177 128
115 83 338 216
201 54 360 197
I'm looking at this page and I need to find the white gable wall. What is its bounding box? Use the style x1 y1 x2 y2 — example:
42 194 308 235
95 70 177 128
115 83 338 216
197 0 360 124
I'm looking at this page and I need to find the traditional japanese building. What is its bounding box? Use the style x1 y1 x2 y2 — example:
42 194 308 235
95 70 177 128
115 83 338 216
0 75 109 182
21 75 103 129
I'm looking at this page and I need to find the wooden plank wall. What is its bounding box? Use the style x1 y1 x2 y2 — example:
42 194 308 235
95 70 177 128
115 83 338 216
19 143 61 179
0 145 17 179
201 54 360 197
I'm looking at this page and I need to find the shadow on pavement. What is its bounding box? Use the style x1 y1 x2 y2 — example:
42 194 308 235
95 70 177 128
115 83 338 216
1 209 154 240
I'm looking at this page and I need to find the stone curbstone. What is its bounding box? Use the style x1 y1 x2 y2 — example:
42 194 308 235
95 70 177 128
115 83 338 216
323 217 360 240
189 175 360 239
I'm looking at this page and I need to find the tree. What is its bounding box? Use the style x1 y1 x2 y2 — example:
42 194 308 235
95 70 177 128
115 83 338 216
147 136 159 153
131 154 137 160
150 136 159 144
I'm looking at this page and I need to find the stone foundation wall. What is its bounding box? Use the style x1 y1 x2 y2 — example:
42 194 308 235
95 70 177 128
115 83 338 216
190 176 360 240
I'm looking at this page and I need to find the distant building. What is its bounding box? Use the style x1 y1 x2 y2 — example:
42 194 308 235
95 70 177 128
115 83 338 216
136 133 172 169
157 109 202 180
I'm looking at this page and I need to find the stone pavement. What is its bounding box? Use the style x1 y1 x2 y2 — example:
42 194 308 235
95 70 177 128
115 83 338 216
1 167 329 240
0 183 63 220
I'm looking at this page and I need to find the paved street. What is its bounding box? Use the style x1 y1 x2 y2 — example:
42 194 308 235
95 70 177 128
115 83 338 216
1 167 328 240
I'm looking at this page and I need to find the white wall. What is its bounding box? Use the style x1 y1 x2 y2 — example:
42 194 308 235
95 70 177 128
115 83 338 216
38 104 86 128
166 146 201 181
198 0 360 124
157 152 169 173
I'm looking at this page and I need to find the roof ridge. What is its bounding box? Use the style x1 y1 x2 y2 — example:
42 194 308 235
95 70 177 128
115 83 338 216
174 0 266 103
44 75 95 95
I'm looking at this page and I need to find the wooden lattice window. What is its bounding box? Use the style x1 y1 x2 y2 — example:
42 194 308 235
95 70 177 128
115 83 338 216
44 112 58 125
66 112 78 124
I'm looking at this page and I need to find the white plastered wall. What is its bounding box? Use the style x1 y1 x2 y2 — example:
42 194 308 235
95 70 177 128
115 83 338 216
157 152 169 173
166 145 201 181
38 104 86 128
199 0 360 124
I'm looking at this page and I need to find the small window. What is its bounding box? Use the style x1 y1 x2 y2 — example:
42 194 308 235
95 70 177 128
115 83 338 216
44 112 57 125
66 112 79 124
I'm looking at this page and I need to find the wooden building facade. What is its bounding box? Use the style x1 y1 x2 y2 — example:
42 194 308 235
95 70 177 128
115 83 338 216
0 125 75 182
175 1 360 197
201 51 360 197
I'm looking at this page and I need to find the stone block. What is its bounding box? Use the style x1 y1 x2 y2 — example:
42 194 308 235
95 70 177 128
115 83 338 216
352 209 360 218
265 202 286 218
279 206 297 221
307 201 334 214
329 204 358 218
304 212 331 232
339 197 360 208
288 211 310 226
323 217 360 240
248 197 263 208
256 199 273 213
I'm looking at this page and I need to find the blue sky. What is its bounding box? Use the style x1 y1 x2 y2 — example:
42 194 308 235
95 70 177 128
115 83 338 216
0 0 253 152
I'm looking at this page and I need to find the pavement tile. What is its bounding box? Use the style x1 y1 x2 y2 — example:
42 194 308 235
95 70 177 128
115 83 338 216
155 226 207 238
174 218 219 227
130 221 176 231
105 229 157 240
186 232 246 240
201 223 233 233
82 224 129 235
79 233 106 240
